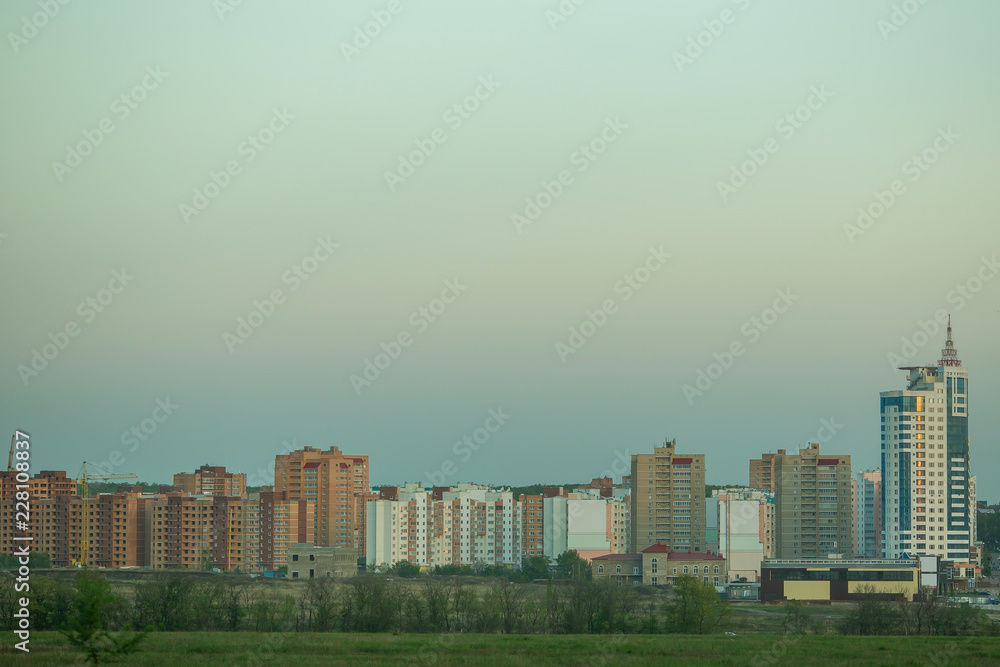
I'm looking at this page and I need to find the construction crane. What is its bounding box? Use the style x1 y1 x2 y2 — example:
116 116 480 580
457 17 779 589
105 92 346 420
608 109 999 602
7 434 15 471
76 462 139 567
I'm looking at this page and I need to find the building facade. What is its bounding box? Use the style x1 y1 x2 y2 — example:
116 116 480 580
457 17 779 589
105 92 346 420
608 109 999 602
761 557 919 602
630 439 706 553
716 488 774 582
853 469 882 558
173 465 246 497
365 486 523 569
880 319 974 561
749 453 777 493
772 443 852 558
273 446 369 553
288 543 357 578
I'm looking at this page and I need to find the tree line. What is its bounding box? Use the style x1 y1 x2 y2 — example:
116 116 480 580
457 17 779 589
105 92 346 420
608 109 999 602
0 570 728 636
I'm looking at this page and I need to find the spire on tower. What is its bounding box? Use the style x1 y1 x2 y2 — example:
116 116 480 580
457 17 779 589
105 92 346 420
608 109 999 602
938 314 962 366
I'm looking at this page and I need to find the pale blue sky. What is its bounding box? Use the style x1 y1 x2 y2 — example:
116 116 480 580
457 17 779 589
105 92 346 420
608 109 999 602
2 1 999 497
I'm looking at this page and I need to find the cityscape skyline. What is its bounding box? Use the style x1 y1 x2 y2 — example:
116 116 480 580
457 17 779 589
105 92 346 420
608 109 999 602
3 2 999 503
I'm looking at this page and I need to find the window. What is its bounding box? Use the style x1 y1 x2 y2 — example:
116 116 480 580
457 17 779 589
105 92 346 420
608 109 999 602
616 565 621 574
673 567 677 575
683 566 688 574
598 565 604 574
693 566 699 574
651 576 657 585
633 566 639 575
309 554 315 561
714 566 720 574
292 554 298 562
651 558 658 574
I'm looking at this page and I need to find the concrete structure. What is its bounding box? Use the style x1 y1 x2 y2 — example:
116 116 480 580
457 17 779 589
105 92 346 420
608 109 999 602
288 543 357 578
630 439 706 553
881 319 974 561
853 469 882 558
761 557 919 602
173 465 246 497
274 446 369 554
715 488 773 582
771 443 852 558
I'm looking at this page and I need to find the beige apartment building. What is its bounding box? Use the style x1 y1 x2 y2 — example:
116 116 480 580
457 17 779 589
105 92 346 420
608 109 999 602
273 446 369 553
630 439 707 553
173 465 246 497
749 453 778 493
771 443 852 558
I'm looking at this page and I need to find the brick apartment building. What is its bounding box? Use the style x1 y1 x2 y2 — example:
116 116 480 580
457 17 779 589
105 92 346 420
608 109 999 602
274 446 369 554
173 465 246 497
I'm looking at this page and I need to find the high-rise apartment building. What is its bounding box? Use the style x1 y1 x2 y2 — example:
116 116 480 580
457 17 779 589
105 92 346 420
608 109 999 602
366 485 522 568
630 439 706 553
881 319 974 560
853 469 882 558
749 453 778 493
772 443 852 558
173 465 246 497
273 446 369 552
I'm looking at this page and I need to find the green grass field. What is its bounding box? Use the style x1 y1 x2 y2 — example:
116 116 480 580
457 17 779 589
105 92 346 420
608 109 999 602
2 632 999 666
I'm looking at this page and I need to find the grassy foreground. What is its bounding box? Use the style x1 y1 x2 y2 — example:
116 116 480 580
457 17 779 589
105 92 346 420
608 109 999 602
2 632 1000 666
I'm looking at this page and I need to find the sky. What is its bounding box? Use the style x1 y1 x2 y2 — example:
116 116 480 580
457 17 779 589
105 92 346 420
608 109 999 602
2 1 999 499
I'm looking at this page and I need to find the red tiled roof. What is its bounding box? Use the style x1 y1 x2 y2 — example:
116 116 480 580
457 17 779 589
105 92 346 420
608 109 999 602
640 544 725 560
818 458 840 466
592 553 642 561
302 462 321 469
642 544 671 553
672 457 693 464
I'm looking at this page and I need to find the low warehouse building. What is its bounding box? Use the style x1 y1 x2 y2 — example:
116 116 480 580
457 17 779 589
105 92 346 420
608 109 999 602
761 558 919 602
